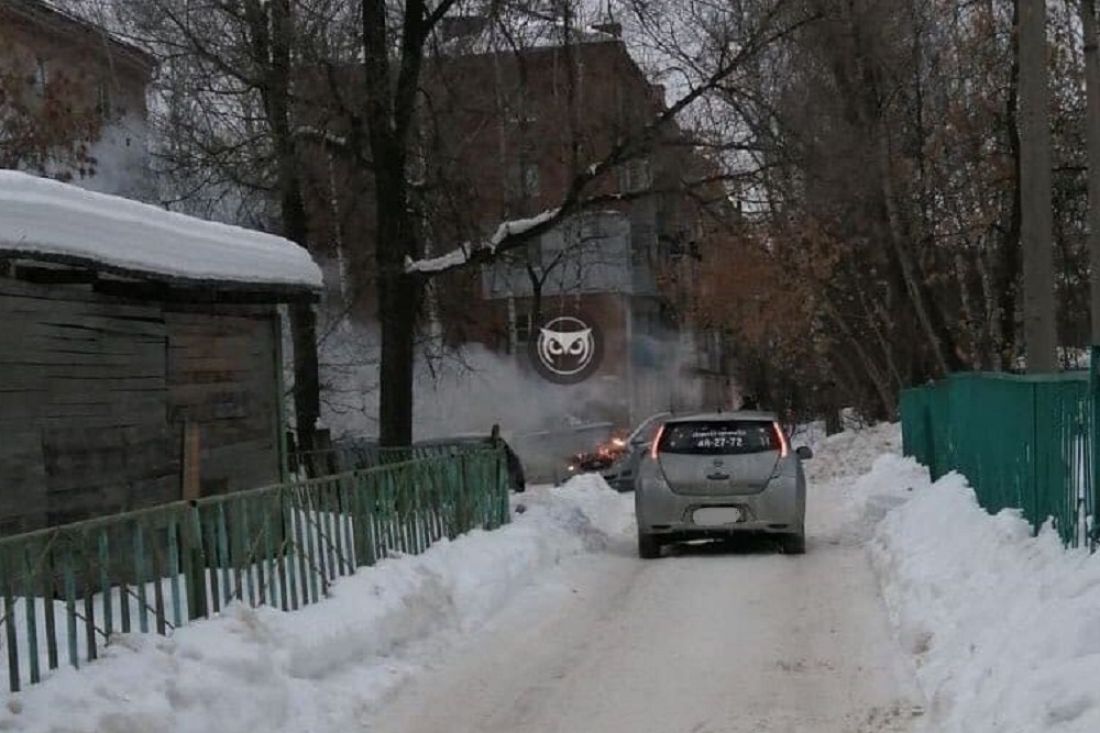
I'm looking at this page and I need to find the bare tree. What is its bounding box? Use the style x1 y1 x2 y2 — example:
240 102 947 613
367 0 814 444
1082 0 1100 344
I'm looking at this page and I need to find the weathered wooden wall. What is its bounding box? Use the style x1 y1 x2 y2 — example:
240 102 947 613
0 276 283 535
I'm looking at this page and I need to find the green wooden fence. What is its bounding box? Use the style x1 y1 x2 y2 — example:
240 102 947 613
900 360 1099 548
0 447 510 692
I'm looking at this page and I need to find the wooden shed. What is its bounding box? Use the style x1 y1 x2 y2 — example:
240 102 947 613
0 172 322 535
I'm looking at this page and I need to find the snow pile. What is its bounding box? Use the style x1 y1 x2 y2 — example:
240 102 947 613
798 422 1100 731
0 475 633 733
0 171 322 290
805 421 905 485
869 459 1100 731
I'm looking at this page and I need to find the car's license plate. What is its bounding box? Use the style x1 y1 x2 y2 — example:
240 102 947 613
693 507 742 526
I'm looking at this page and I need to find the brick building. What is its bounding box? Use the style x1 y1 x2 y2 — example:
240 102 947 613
302 16 734 429
0 0 154 198
431 21 733 424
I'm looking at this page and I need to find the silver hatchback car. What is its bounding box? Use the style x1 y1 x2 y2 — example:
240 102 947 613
635 412 812 558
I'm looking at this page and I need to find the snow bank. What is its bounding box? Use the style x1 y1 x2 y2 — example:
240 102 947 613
0 474 632 732
866 445 1100 731
0 171 322 290
798 421 1100 732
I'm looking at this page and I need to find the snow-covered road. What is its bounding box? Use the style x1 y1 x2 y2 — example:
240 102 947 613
363 429 924 733
26 423 1100 732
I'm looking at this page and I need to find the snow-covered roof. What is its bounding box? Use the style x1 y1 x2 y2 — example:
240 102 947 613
6 1 156 73
0 171 322 295
441 15 619 57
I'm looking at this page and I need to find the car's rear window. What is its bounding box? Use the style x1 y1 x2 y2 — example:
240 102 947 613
657 420 779 455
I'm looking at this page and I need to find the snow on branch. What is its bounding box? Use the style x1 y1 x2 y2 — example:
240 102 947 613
405 208 560 274
293 126 349 149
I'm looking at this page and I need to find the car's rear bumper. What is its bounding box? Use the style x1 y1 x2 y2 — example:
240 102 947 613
635 477 804 536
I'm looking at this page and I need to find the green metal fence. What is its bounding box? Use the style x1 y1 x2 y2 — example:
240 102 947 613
0 447 510 692
289 438 497 478
900 365 1098 548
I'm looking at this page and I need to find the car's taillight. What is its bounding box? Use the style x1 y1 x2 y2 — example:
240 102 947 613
650 424 666 460
772 422 790 458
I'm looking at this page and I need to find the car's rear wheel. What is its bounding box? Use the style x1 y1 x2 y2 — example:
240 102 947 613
781 531 806 555
638 532 661 559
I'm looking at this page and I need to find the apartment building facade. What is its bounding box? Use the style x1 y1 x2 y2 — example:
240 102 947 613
0 0 154 198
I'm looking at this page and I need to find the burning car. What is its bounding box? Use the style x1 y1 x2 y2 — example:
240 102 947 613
567 431 629 474
566 412 673 492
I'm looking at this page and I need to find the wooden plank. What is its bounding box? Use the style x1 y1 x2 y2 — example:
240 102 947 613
3 549 19 692
166 334 261 357
0 282 159 318
83 547 97 662
23 545 39 685
99 530 112 638
9 266 97 285
0 349 166 369
181 423 201 502
42 548 57 671
29 364 165 381
204 511 220 614
132 522 148 634
184 505 206 621
240 498 256 607
167 518 182 627
151 530 166 636
62 550 78 669
164 303 274 319
41 426 177 499
119 564 131 634
0 432 48 534
0 333 163 357
0 397 155 420
0 311 166 339
168 391 251 422
0 321 165 345
217 504 231 603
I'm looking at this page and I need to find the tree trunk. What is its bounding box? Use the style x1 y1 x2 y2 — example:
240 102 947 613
1018 0 1057 372
372 143 422 447
373 158 422 446
1083 0 1100 344
289 302 320 452
362 0 428 448
378 268 419 447
997 1 1023 370
821 296 897 420
254 0 322 455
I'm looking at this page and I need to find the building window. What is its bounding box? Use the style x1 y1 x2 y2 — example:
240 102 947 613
97 79 113 120
505 161 540 200
579 215 603 241
31 57 48 95
515 313 532 343
619 157 652 193
505 106 538 126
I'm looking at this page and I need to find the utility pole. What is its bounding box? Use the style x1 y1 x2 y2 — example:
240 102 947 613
1018 0 1058 372
1083 0 1100 344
